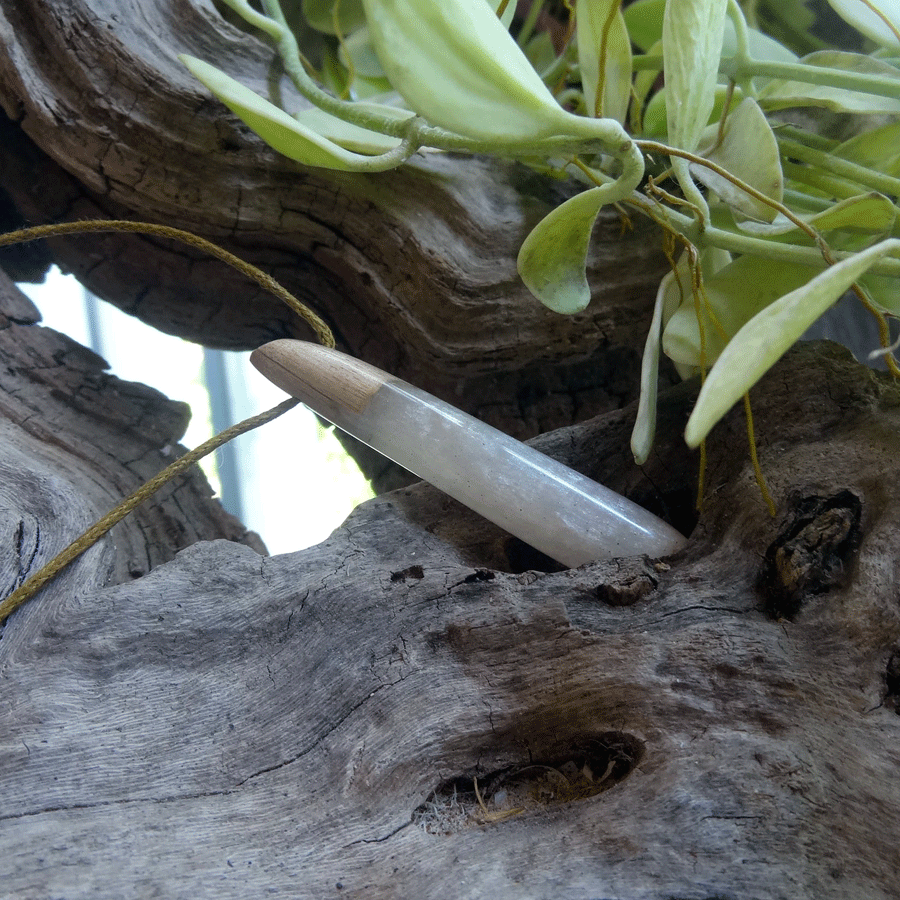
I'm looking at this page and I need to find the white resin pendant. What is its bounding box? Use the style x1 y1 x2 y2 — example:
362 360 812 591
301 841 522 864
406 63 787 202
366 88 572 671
250 340 687 567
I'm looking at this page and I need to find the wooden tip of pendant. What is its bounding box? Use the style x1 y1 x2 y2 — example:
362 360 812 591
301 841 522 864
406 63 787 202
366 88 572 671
250 340 391 414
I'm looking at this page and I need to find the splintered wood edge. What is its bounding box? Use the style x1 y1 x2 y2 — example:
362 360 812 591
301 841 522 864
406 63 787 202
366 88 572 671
250 339 392 415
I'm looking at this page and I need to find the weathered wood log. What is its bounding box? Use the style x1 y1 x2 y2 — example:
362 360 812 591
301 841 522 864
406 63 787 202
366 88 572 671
2 3 898 896
0 266 263 608
0 0 671 468
2 335 899 899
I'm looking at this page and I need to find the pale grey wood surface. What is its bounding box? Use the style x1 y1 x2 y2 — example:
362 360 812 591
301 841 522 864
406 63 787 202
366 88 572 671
3 340 900 899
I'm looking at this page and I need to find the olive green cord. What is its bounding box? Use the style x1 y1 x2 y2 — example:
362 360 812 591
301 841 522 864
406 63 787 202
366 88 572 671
0 218 335 624
0 220 335 349
0 398 299 623
743 391 776 517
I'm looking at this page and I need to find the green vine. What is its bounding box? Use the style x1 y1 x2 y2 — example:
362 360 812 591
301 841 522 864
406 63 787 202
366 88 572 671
180 0 900 477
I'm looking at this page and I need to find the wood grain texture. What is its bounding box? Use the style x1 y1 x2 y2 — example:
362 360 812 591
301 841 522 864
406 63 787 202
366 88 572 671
0 0 671 483
3 340 899 899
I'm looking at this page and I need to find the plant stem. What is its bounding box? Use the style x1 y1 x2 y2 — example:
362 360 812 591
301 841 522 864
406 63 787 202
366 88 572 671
632 53 900 103
720 56 900 101
778 136 900 198
781 187 837 213
726 0 756 98
517 0 545 48
640 200 900 276
774 123 837 152
254 0 412 137
781 160 868 202
740 0 759 30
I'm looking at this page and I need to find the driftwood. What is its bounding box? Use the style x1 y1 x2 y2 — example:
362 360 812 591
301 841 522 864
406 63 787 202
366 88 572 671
2 2 900 896
3 313 900 897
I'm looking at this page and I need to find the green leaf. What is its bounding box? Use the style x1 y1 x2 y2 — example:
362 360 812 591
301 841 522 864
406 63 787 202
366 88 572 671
360 0 641 162
338 25 386 79
691 98 783 223
523 31 557 74
321 46 395 98
633 246 731 462
631 254 699 461
862 272 900 315
663 256 815 369
631 277 670 465
833 121 900 180
662 0 728 153
303 0 367 35
795 192 897 233
577 0 632 123
736 192 897 237
518 179 634 314
624 0 666 52
180 55 393 170
361 0 573 141
294 103 412 153
758 51 900 114
626 0 796 61
685 239 900 446
825 0 900 50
